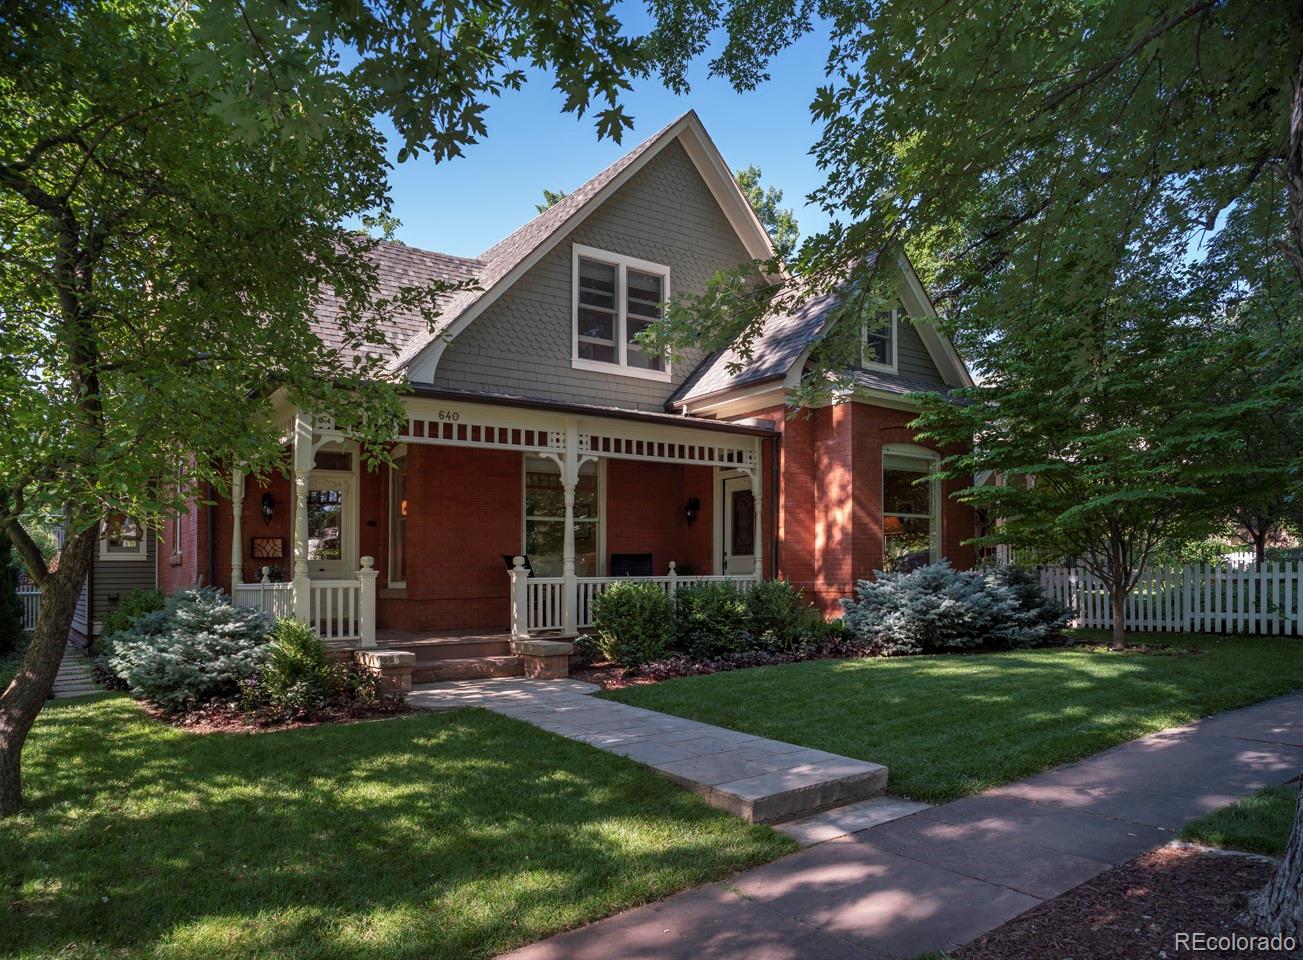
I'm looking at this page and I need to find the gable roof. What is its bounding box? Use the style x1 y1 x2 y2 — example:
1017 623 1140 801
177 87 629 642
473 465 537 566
391 110 776 381
671 256 974 408
311 242 481 365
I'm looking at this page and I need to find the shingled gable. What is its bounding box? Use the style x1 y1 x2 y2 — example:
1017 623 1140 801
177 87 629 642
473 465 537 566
391 110 776 383
670 255 974 412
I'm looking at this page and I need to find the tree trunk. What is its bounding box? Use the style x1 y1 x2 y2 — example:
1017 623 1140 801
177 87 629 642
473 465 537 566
1109 585 1127 649
1243 783 1303 937
1255 529 1268 569
0 527 95 816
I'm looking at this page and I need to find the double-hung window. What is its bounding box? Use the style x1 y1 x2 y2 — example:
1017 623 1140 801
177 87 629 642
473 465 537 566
572 244 671 381
861 307 898 372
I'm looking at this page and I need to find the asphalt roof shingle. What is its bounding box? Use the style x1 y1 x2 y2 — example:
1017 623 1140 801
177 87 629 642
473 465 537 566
311 242 482 366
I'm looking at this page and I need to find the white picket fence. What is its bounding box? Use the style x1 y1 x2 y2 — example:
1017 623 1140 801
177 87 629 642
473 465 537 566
18 586 39 631
1040 562 1303 635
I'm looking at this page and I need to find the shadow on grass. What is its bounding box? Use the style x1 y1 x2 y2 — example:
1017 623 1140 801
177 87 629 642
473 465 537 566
606 635 1303 802
1 697 792 960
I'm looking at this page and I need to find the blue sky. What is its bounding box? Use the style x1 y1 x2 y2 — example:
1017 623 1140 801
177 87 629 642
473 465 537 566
379 17 834 258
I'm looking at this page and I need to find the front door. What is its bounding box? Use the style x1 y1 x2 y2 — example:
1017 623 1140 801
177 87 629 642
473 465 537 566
306 474 355 579
721 476 756 575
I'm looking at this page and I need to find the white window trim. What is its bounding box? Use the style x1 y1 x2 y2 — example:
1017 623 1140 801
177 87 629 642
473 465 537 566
99 515 147 561
521 456 606 577
388 444 408 589
861 307 899 374
571 243 672 383
882 443 940 566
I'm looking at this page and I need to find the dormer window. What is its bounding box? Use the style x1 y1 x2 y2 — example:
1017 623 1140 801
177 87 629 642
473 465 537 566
572 244 671 382
861 307 898 373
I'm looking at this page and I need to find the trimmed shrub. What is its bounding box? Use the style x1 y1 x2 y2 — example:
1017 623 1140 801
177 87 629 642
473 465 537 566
98 588 165 655
109 587 273 711
242 618 347 715
591 581 674 668
673 582 750 657
746 579 819 651
840 561 1067 656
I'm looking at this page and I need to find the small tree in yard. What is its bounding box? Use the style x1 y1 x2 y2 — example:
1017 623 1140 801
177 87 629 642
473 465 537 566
914 211 1238 650
0 0 649 816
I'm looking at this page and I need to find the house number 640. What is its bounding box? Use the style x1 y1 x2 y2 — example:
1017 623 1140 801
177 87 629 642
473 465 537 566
437 410 460 422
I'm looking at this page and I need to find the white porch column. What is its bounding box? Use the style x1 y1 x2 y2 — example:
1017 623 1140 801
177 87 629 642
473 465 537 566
292 411 314 623
357 556 378 648
229 468 245 588
561 422 579 637
751 439 764 581
509 556 530 639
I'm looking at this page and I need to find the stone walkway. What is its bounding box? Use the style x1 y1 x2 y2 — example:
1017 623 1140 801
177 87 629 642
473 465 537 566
409 678 893 823
50 642 99 699
497 691 1303 960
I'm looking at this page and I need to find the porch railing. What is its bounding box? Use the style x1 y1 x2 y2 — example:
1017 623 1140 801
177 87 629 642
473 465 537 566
232 579 294 620
231 557 377 646
512 559 760 635
18 586 39 631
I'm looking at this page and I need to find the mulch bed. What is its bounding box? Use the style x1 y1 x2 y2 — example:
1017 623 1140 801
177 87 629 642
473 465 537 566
569 662 649 689
140 697 411 734
956 843 1296 959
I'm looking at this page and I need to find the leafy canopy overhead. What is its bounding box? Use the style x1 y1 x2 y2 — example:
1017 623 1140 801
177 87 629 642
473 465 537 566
644 0 1302 388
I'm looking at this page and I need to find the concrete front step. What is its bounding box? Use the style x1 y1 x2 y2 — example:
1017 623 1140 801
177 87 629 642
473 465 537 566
665 752 889 824
402 636 514 661
412 656 524 683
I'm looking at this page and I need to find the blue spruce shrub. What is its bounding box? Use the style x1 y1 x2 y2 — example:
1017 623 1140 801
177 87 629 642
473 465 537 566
109 587 273 711
841 561 1067 655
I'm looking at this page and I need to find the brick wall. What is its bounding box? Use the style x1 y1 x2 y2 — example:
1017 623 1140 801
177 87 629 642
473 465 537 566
605 460 715 575
730 399 977 616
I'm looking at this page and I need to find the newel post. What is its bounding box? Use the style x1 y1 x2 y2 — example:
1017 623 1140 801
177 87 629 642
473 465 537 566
357 556 378 648
509 556 530 640
667 560 678 600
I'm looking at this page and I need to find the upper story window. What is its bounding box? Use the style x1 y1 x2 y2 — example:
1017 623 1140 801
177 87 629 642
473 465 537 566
861 307 898 373
572 244 671 382
100 512 145 560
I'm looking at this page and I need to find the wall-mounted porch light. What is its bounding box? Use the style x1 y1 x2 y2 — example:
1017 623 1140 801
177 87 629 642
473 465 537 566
684 496 701 526
261 492 276 526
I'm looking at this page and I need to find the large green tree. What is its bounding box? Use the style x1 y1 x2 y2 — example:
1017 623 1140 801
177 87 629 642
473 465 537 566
0 0 650 816
734 165 799 261
643 0 1303 930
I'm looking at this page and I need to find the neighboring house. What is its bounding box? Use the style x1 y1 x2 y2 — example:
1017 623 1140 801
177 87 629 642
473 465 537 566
70 513 157 645
157 111 975 673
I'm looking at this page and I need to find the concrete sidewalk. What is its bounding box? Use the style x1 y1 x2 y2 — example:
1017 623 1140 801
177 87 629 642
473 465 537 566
502 691 1303 960
409 678 893 823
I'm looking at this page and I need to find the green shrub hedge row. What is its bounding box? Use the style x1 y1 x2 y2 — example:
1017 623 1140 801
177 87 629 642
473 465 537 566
588 578 834 669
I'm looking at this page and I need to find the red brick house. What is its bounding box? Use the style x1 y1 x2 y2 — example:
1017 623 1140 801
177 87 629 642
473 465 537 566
155 112 975 675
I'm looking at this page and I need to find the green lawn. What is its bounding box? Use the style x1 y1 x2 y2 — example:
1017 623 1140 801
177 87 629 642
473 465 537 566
605 632 1303 803
1 695 792 960
1181 784 1300 856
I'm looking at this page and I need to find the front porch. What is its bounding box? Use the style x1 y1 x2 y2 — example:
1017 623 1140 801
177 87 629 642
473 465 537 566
227 393 775 669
